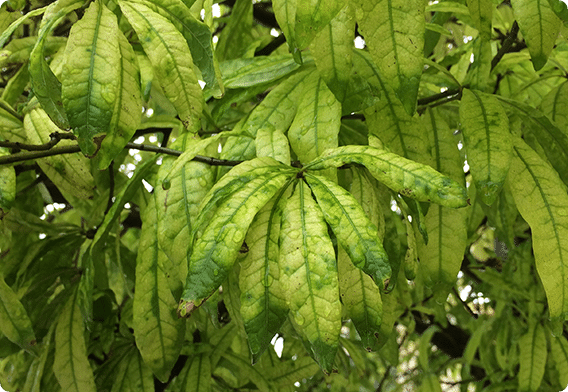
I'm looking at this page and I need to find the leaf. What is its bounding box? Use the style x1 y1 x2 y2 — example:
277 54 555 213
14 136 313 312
467 0 493 41
279 180 341 374
548 0 568 26
165 353 211 392
464 38 492 92
214 0 253 61
133 197 185 382
53 290 97 392
0 275 36 353
550 335 568 388
266 355 320 388
240 192 290 363
507 137 568 319
309 4 354 103
96 28 142 169
61 0 121 156
220 55 299 89
511 0 561 70
272 0 302 62
119 0 203 132
353 0 425 114
459 89 512 205
518 322 547 391
255 128 291 165
222 351 272 391
540 80 568 133
294 0 346 50
177 158 294 317
24 108 95 199
110 348 154 392
0 147 15 211
306 145 468 208
305 173 390 288
0 6 48 48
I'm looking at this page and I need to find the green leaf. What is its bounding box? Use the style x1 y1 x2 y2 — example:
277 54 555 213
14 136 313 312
0 275 36 353
294 0 346 49
550 335 568 388
511 0 561 70
0 148 15 211
165 353 211 392
548 0 568 26
459 89 512 205
279 180 341 374
119 0 203 131
353 0 424 115
133 196 185 382
272 0 302 62
24 108 95 199
53 290 97 392
110 348 154 392
178 158 294 316
96 28 142 169
0 6 48 48
540 80 568 133
518 322 547 391
306 145 468 208
240 194 289 362
310 4 354 103
214 0 253 61
305 173 390 288
467 0 493 41
220 55 299 89
61 0 121 156
222 351 272 391
508 137 568 319
464 38 492 92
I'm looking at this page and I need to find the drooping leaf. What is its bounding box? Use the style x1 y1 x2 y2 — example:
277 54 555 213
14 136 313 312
24 108 95 199
110 347 154 392
467 0 493 41
0 147 15 212
306 145 469 208
61 0 120 155
221 55 299 89
240 192 290 362
540 80 568 132
96 28 142 169
0 276 36 353
550 335 568 388
459 89 512 205
305 173 390 288
507 137 568 319
279 180 341 374
177 158 295 317
353 0 425 114
119 0 203 132
294 0 346 50
0 6 48 48
511 0 561 70
518 321 547 391
272 0 302 62
53 290 97 392
214 0 253 61
165 353 211 392
222 351 272 391
133 197 185 382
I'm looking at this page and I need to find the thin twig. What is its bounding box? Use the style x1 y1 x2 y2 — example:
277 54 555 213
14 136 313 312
0 99 23 121
452 286 478 319
104 161 115 216
491 21 519 71
0 132 76 151
417 87 462 106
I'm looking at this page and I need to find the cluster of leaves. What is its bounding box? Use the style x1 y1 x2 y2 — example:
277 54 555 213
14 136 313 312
1 0 568 391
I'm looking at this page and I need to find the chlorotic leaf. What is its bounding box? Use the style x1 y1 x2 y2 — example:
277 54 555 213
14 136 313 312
293 0 347 50
467 0 493 41
221 55 299 89
511 0 561 70
279 180 341 374
119 0 203 131
459 89 512 205
24 108 95 199
214 0 253 61
353 0 425 114
53 290 97 392
61 0 120 156
255 128 291 165
305 173 390 288
272 0 302 62
0 276 36 353
240 193 290 362
165 353 211 392
508 137 568 319
0 6 48 48
306 145 468 208
518 321 547 391
464 38 492 92
133 197 185 382
110 348 154 392
177 159 294 317
540 80 568 132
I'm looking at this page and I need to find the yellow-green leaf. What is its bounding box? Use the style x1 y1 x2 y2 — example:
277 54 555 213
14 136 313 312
306 145 468 208
459 89 512 205
255 128 291 165
61 0 120 155
215 0 253 61
518 321 547 391
165 353 211 392
24 108 95 199
134 197 185 382
53 290 97 392
464 38 492 92
0 147 15 212
511 0 561 70
119 0 203 131
550 335 568 388
353 0 424 114
279 180 341 374
110 348 154 392
467 0 493 41
508 137 568 319
540 80 568 133
272 0 302 62
0 275 36 353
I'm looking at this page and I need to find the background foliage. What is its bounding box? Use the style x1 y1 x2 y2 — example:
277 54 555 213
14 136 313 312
1 0 568 391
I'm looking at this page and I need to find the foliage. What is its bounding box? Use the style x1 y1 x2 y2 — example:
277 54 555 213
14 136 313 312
1 0 568 391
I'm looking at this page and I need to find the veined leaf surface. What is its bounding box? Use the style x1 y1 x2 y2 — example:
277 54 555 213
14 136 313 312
353 0 424 114
508 137 568 318
280 180 341 374
0 276 36 353
61 0 120 155
0 148 15 211
110 348 154 392
550 335 568 388
165 353 211 392
256 128 291 165
119 0 203 131
518 321 547 391
511 0 561 70
306 146 468 208
178 159 294 316
540 80 568 132
133 197 185 382
305 173 390 288
295 0 346 49
459 89 512 205
467 0 493 41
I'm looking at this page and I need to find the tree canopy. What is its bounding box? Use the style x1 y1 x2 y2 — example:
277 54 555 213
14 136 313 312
1 0 568 390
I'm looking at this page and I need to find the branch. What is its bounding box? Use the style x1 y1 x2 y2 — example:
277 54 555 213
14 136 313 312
0 132 76 151
491 21 520 71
